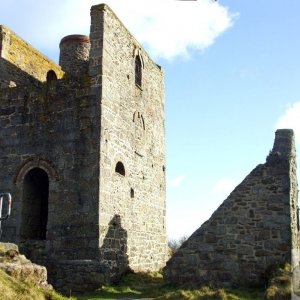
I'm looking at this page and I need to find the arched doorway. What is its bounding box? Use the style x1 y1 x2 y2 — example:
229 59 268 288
20 168 49 240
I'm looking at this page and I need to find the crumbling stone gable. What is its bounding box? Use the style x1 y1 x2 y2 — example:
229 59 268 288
164 129 298 288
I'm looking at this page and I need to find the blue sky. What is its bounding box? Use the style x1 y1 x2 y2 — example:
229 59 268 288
1 0 299 240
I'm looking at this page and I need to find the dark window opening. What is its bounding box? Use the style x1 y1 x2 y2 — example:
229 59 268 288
130 188 134 198
21 168 49 240
46 70 57 82
297 206 300 231
115 162 125 176
135 55 142 87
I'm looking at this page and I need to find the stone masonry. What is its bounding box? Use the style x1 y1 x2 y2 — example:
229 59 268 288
164 129 299 288
0 25 64 87
0 242 49 288
0 4 167 292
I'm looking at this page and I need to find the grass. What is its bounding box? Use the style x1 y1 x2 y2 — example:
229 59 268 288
0 257 292 300
0 268 74 300
76 272 264 300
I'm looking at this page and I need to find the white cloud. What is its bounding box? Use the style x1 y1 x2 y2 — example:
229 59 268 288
276 102 300 145
106 0 237 60
168 175 186 188
213 177 237 195
0 0 237 61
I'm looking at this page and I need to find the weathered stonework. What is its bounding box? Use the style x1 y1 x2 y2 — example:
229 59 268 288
0 4 167 292
164 129 299 288
0 242 49 288
0 25 64 87
94 5 166 274
59 34 91 76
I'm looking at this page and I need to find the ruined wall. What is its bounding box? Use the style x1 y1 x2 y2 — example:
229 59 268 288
0 242 49 288
0 77 100 262
0 3 167 292
0 25 103 290
89 4 167 277
164 129 298 288
0 26 64 86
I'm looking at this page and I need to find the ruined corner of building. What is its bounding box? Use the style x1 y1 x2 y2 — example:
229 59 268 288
164 129 299 289
0 4 167 293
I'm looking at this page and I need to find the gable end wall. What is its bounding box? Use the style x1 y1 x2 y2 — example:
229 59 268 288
164 129 298 288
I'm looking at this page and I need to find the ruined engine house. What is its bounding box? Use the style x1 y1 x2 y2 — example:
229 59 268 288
0 4 167 291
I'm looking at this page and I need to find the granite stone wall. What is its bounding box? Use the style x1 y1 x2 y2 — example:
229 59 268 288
90 4 167 274
164 129 298 288
0 26 64 86
59 34 91 76
0 78 100 262
0 3 167 292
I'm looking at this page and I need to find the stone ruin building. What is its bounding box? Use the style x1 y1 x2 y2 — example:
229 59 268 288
164 129 299 288
0 4 167 292
1 2 299 296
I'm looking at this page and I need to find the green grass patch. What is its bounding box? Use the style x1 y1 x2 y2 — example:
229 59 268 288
0 262 292 300
0 268 74 300
76 272 265 300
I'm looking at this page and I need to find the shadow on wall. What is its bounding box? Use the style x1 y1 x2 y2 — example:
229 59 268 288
100 214 130 283
0 58 66 113
0 57 62 88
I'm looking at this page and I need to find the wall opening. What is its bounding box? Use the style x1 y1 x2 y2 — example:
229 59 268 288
297 206 300 231
115 161 125 176
20 168 49 240
46 70 57 82
130 188 134 198
135 55 142 87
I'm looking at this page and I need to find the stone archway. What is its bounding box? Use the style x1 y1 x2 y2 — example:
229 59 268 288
20 168 49 240
14 157 59 184
15 157 59 241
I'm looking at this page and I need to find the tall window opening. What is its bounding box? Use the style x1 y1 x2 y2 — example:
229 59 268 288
130 188 134 198
115 162 125 176
21 168 49 240
135 55 142 87
297 206 300 231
